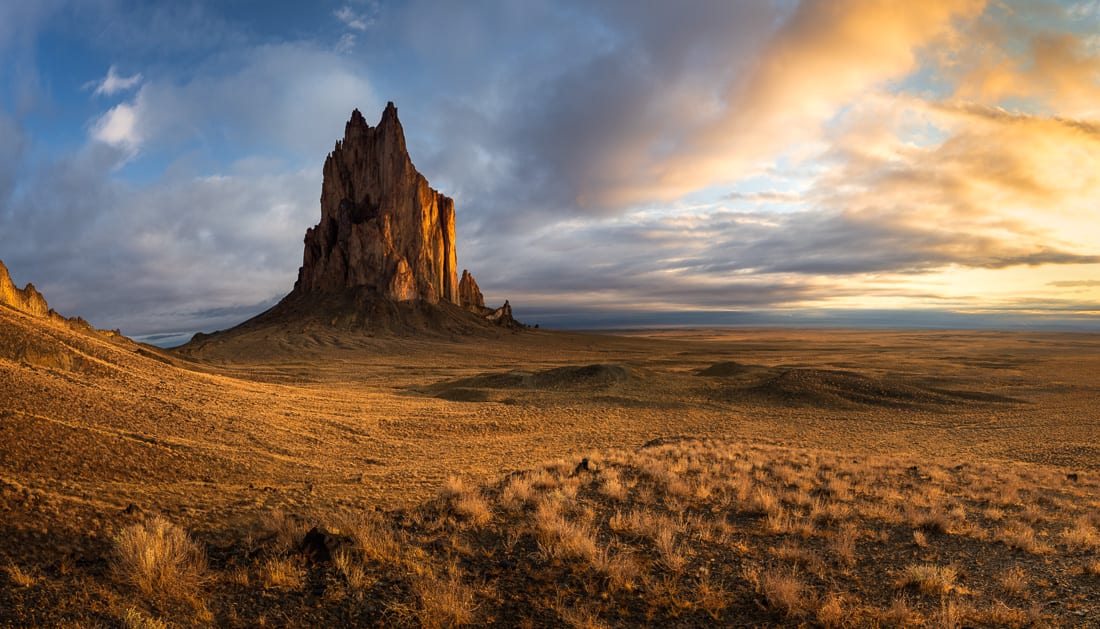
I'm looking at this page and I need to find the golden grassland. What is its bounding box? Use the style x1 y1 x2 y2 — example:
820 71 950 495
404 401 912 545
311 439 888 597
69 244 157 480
1 304 1099 626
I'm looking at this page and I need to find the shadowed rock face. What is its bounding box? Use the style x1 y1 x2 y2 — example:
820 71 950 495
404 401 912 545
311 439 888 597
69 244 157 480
0 260 49 318
294 102 461 305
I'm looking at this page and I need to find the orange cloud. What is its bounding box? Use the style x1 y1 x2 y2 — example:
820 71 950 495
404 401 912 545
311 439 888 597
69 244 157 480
581 0 986 207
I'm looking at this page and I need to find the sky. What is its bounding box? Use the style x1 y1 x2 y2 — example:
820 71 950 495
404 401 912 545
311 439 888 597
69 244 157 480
1 0 1099 344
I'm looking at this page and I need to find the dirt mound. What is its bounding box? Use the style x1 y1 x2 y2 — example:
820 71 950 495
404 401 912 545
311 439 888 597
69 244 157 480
530 364 633 389
425 363 633 401
747 368 949 409
697 361 768 378
704 364 1019 410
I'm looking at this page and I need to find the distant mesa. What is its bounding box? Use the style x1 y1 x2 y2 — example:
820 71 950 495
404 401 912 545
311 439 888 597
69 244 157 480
184 102 520 349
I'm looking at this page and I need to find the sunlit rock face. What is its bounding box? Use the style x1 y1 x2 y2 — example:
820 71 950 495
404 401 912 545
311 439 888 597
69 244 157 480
294 102 460 305
0 260 49 318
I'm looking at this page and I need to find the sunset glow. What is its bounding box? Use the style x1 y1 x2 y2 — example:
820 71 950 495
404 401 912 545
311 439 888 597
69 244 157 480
0 1 1097 340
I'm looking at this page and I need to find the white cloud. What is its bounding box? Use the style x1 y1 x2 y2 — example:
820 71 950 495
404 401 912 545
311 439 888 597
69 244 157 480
91 102 141 152
335 6 372 31
87 64 143 97
336 32 357 54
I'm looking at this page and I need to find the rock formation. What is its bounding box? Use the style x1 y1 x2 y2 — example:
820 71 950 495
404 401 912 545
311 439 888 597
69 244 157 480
458 269 485 311
294 102 461 305
0 260 50 318
0 259 105 336
285 102 516 327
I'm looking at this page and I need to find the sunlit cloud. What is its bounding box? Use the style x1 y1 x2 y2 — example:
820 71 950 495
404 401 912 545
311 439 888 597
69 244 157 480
91 102 141 152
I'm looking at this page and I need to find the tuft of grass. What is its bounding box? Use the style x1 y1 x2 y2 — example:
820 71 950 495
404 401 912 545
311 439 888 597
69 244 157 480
452 491 493 526
261 510 309 554
999 566 1027 596
693 574 729 620
759 567 808 617
816 593 847 628
4 564 38 587
881 595 922 626
1061 515 1099 550
112 516 207 603
896 564 957 595
333 550 376 591
997 523 1052 554
829 525 858 567
413 567 478 629
121 608 170 629
260 557 303 590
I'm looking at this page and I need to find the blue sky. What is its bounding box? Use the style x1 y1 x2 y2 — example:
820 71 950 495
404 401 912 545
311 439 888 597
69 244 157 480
1 1 1099 344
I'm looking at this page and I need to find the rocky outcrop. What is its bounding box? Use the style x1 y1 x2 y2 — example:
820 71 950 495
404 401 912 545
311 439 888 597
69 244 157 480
486 300 514 324
0 260 50 318
294 102 459 305
458 269 485 311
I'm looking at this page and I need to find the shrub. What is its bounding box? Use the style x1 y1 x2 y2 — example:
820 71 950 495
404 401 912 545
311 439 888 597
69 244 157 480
112 516 206 603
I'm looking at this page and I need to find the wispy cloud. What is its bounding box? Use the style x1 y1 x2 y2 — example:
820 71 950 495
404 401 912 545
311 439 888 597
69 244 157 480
85 64 143 97
334 5 373 31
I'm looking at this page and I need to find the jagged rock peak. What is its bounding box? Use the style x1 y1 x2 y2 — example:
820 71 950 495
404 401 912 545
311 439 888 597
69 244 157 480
0 259 49 318
294 102 459 305
458 269 485 310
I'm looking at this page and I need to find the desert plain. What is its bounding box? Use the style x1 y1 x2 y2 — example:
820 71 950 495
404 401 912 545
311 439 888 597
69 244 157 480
1 303 1098 626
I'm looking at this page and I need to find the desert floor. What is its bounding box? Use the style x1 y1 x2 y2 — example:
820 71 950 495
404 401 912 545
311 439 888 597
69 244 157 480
1 311 1098 625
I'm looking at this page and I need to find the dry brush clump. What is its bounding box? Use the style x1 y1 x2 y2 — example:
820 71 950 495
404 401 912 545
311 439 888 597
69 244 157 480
111 516 207 604
87 439 1100 626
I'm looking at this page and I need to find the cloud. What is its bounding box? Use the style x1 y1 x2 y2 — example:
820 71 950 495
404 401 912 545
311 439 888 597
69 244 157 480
89 43 375 163
569 0 986 208
1048 279 1100 288
334 5 373 31
335 33 357 54
86 64 143 97
0 150 319 335
91 102 141 152
2 43 376 336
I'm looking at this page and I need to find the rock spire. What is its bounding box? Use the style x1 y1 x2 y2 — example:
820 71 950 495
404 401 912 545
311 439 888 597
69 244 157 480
294 102 461 305
458 269 485 311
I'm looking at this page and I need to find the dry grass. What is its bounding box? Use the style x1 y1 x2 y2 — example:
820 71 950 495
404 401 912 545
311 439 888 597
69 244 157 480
69 439 1100 625
1000 565 1028 596
759 566 809 617
412 567 478 629
997 523 1052 554
897 564 957 595
121 608 170 629
260 557 303 590
4 564 39 587
1061 515 1100 550
111 516 206 603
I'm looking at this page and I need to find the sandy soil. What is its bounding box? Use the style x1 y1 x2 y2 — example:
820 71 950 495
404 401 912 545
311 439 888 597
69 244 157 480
1 306 1098 624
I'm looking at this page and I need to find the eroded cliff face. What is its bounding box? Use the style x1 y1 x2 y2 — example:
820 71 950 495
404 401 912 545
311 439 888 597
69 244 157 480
294 103 460 305
0 260 49 318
